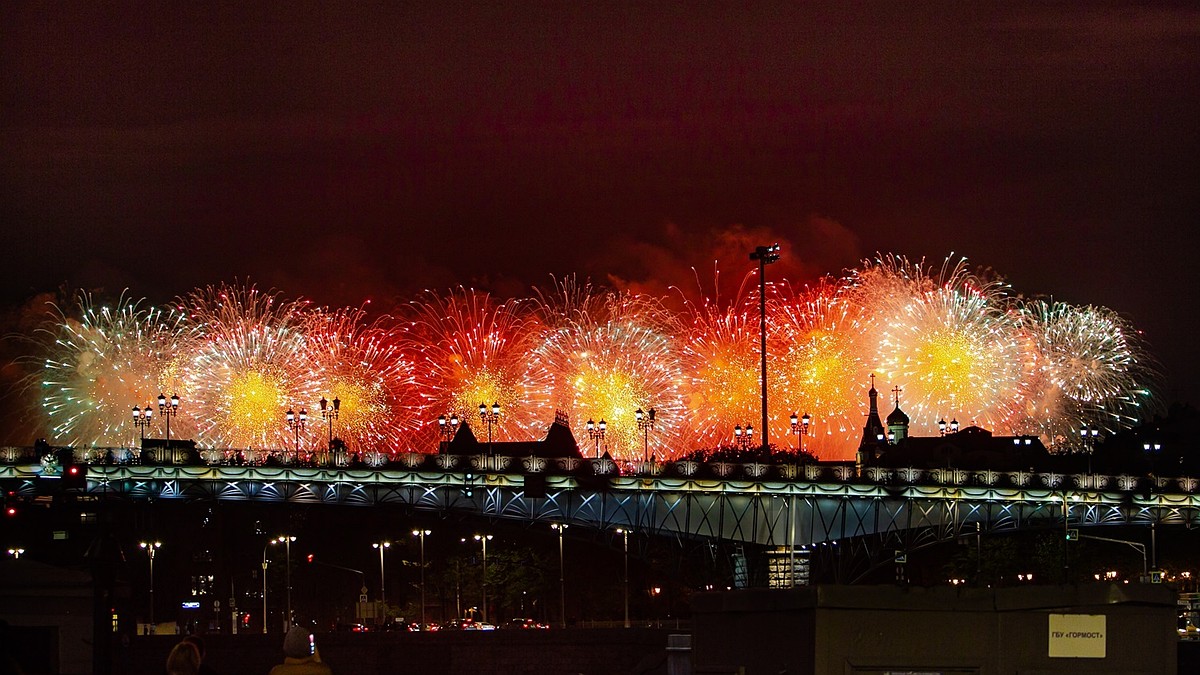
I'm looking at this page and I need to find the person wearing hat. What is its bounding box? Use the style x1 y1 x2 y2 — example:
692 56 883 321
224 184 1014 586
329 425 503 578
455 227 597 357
269 626 332 675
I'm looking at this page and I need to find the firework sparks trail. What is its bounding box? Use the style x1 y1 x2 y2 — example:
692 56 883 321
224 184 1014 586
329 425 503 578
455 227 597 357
37 291 194 448
302 306 422 454
182 284 316 449
400 288 552 449
533 278 686 461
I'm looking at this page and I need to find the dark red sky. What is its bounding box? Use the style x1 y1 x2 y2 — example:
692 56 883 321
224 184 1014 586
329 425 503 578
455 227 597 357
2 2 1198 400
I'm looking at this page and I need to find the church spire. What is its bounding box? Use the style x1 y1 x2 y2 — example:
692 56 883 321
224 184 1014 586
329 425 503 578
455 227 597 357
886 385 910 443
860 374 887 447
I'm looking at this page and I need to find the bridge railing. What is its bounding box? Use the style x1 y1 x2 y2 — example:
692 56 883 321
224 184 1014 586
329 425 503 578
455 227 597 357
3 444 1198 495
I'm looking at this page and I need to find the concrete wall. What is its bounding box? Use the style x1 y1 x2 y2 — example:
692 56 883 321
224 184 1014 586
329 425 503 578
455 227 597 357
691 584 1179 675
115 628 674 675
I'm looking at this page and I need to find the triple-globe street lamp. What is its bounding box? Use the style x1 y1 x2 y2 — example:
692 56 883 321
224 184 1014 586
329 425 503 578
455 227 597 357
319 397 340 451
285 407 307 455
586 418 607 458
938 418 960 436
790 412 811 454
437 413 460 450
635 408 656 462
131 405 153 442
157 393 180 448
1081 424 1100 473
479 402 500 456
733 424 755 449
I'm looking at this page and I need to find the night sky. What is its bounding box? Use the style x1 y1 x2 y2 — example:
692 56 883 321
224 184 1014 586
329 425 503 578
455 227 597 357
3 3 1198 404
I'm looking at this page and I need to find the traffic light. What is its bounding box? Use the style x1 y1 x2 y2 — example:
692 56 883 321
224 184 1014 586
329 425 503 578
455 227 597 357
62 464 87 490
4 491 18 518
306 553 314 564
1065 528 1079 541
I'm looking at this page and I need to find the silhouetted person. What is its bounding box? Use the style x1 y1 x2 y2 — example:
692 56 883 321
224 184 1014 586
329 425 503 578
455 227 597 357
180 635 218 675
269 626 331 675
165 641 199 675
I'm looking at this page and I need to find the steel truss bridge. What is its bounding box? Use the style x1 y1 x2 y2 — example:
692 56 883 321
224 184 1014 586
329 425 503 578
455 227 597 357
4 448 1198 580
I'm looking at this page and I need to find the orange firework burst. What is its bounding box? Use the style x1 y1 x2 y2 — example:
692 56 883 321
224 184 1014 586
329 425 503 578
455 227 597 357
400 287 552 448
771 280 869 458
851 256 1026 436
302 306 421 454
182 283 316 449
533 278 685 460
679 296 762 451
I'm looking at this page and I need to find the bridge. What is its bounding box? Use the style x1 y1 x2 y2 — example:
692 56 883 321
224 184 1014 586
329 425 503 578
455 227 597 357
4 446 1197 580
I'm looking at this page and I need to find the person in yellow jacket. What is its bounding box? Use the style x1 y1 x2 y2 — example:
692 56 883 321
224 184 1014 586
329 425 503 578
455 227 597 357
269 626 332 675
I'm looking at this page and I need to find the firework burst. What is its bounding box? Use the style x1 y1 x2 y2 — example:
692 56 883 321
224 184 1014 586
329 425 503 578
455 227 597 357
25 253 1162 459
37 291 194 447
533 278 686 460
400 288 552 448
851 256 1026 436
1017 299 1155 443
771 280 869 458
182 284 315 449
301 306 422 454
678 295 762 451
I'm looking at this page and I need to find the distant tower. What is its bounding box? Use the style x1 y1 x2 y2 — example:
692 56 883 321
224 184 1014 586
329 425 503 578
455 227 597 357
857 374 889 469
886 385 910 443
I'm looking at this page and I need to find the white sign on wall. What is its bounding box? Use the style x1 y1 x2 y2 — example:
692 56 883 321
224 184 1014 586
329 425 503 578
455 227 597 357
1048 613 1106 658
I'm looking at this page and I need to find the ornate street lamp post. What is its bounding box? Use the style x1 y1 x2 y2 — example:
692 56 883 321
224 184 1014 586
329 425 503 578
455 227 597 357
285 407 307 455
319 397 340 451
635 408 656 462
157 393 180 448
733 424 755 450
1081 424 1100 474
478 402 500 456
436 413 460 451
749 243 780 452
586 418 607 458
132 405 153 442
790 412 811 454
